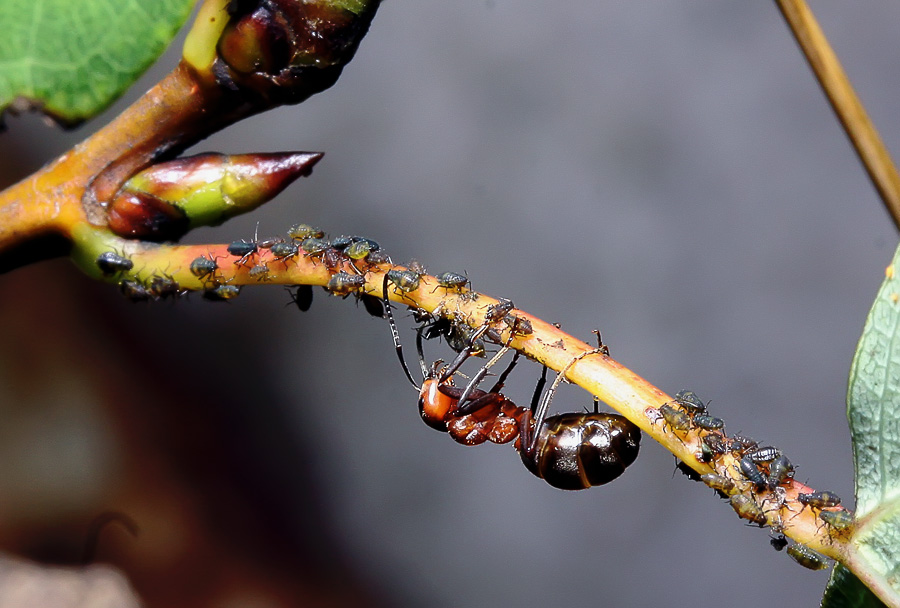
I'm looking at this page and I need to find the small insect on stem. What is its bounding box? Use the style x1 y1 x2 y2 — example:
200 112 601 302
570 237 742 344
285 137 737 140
797 491 841 511
190 254 219 284
700 473 738 497
96 251 134 277
729 494 767 527
431 271 470 294
738 456 768 493
326 272 366 297
819 509 853 533
786 543 829 571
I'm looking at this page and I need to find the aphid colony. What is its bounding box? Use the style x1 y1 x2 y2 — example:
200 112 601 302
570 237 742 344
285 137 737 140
95 222 394 303
654 389 853 572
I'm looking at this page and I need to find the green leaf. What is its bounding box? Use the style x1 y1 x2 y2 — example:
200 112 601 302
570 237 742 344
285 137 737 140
822 565 887 608
848 242 900 518
846 240 900 604
0 0 195 125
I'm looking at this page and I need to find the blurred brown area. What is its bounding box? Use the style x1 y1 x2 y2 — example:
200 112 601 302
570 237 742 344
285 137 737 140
0 261 390 608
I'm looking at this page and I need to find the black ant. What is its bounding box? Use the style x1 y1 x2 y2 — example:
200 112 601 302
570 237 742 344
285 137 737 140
383 275 641 490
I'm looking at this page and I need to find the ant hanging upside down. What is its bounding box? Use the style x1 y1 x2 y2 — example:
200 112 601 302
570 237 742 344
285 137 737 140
381 275 641 490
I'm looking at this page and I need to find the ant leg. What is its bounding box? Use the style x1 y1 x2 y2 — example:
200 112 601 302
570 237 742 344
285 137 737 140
454 348 521 416
519 365 549 459
438 323 490 383
382 273 419 389
488 350 521 394
454 322 519 408
528 348 605 453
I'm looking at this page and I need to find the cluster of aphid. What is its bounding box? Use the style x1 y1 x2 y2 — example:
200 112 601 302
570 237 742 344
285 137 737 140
655 390 853 571
94 223 397 303
382 277 643 491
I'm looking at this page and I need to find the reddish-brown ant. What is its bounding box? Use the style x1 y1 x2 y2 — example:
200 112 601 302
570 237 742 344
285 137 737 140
382 275 641 489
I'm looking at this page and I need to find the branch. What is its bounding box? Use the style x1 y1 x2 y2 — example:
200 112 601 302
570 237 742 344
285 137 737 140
73 233 853 564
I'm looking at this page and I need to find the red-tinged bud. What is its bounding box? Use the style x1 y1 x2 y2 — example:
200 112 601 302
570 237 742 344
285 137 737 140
107 151 322 240
108 190 190 241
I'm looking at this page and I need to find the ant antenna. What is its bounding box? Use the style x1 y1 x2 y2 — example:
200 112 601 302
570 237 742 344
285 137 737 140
414 325 432 380
438 323 490 383
529 347 606 453
383 273 419 389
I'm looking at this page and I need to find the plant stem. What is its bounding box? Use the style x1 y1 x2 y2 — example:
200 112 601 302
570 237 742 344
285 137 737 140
775 0 900 230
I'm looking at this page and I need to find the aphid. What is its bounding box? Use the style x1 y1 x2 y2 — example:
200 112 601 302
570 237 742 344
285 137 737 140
96 251 133 276
503 314 533 336
659 404 691 433
798 491 841 510
271 241 300 262
386 269 421 299
432 271 470 293
766 454 794 490
203 285 241 301
747 446 781 464
330 235 354 251
407 259 427 277
119 280 151 302
227 240 258 265
730 494 767 526
702 433 730 457
148 274 182 300
692 414 724 431
326 272 366 297
819 509 853 532
345 238 380 260
248 263 270 282
485 298 515 323
257 236 283 249
770 534 789 552
300 237 330 261
700 473 737 496
190 255 218 282
697 440 715 464
286 285 313 312
287 223 324 240
739 456 768 493
673 389 707 415
323 247 348 271
366 250 392 266
729 435 759 454
787 544 828 571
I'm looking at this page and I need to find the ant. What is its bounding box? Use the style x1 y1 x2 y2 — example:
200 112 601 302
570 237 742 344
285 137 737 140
382 274 641 489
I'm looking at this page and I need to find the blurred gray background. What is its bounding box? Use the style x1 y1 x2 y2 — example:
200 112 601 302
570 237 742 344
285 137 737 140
1 1 898 606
